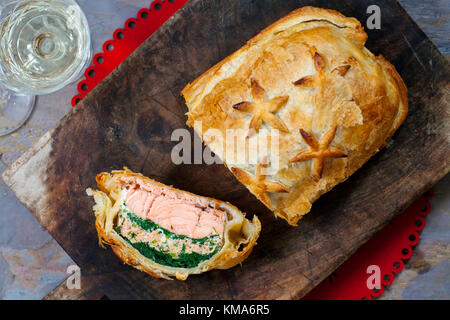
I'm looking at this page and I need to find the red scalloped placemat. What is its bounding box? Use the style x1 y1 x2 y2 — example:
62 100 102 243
71 0 189 106
71 0 432 300
303 190 433 300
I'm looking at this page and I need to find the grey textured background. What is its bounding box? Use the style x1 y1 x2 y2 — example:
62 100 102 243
0 0 448 299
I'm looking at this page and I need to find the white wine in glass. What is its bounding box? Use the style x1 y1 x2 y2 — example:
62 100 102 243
0 0 91 136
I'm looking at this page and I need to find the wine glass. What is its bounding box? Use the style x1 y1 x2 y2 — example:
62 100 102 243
0 0 91 136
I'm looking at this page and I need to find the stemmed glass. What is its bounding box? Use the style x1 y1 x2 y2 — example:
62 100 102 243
0 0 91 136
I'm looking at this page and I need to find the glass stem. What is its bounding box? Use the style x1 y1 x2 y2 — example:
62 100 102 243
0 84 36 136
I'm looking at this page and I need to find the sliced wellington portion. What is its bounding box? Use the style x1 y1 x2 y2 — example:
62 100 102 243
116 176 226 268
89 168 261 280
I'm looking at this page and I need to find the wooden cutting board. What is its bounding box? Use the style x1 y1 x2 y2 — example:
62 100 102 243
3 0 449 299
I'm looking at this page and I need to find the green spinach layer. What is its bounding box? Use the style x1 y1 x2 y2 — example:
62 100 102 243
116 205 222 269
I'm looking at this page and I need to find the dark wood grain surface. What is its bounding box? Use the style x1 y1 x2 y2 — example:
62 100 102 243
2 0 449 299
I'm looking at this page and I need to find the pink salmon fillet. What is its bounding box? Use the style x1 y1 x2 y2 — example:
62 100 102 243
119 176 225 239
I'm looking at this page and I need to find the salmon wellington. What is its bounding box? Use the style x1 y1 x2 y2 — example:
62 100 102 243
88 168 261 280
182 6 408 226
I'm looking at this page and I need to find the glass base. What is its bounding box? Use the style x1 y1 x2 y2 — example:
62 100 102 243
0 86 35 136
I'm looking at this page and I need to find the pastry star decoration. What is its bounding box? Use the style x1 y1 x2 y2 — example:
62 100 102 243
233 78 290 135
289 126 347 179
231 163 290 207
293 51 351 87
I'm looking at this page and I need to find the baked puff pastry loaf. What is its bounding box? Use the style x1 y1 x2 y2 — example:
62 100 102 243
88 168 261 280
182 7 408 226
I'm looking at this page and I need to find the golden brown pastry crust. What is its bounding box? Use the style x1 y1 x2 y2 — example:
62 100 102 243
88 168 261 280
182 6 408 226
